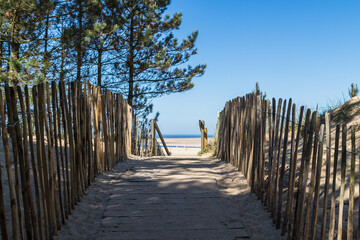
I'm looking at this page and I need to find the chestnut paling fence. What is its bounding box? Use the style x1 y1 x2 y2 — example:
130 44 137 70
131 118 167 157
0 80 135 240
216 92 360 240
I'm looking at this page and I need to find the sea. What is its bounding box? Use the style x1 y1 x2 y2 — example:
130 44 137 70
162 134 214 138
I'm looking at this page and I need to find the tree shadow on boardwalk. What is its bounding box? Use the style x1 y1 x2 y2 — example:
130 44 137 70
54 156 285 240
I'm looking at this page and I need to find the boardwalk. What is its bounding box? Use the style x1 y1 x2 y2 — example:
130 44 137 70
54 156 284 240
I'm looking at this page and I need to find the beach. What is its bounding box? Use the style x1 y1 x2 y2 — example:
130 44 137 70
158 137 214 156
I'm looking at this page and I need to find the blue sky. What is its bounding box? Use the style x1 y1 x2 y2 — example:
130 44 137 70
150 0 360 135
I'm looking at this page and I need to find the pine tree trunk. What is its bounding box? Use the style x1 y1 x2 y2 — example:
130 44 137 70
60 45 65 81
76 0 83 83
97 47 102 87
43 13 49 79
6 43 10 72
128 14 134 107
10 16 20 86
0 41 3 71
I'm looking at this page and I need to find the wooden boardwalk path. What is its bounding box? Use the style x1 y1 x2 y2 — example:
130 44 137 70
54 156 284 240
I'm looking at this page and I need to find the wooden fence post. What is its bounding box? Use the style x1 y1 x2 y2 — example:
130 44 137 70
154 122 171 156
204 128 208 151
0 89 10 240
199 120 205 151
320 113 332 240
337 124 347 240
151 120 156 156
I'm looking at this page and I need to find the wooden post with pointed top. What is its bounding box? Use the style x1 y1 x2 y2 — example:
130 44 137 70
151 120 156 156
204 128 208 151
199 120 207 151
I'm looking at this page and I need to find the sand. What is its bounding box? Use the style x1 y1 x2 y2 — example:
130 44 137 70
158 138 214 157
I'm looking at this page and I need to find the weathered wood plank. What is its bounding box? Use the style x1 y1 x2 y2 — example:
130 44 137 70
337 124 347 240
329 124 340 240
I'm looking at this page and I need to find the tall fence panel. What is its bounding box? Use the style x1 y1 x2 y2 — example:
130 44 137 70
0 80 133 239
216 92 360 239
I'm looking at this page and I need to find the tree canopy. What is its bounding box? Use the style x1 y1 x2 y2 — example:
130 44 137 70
0 0 206 117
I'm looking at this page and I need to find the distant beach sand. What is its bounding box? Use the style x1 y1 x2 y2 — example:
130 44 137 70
157 137 214 156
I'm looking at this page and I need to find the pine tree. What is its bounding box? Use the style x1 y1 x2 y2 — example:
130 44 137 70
85 0 123 87
0 0 54 85
111 0 206 117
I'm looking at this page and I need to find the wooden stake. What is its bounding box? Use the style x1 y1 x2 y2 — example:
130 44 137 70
320 112 332 240
5 86 26 240
309 124 325 240
303 114 320 240
329 125 340 240
337 124 347 240
276 98 292 229
51 81 65 224
347 126 355 240
0 89 9 240
33 86 50 238
17 86 39 239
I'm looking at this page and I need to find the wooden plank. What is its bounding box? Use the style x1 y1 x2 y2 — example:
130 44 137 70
77 82 85 194
101 91 109 170
276 98 292 229
0 159 8 240
93 87 102 171
0 89 10 239
309 124 325 240
281 104 296 235
241 98 248 176
115 94 121 162
273 99 286 222
126 104 133 156
151 120 156 155
293 109 313 240
347 126 355 240
71 82 80 199
56 83 68 220
33 85 50 237
303 114 320 240
320 112 332 240
270 98 282 214
329 124 340 240
337 124 347 240
25 85 43 238
51 81 65 224
285 105 304 238
86 82 94 183
259 98 267 200
17 86 39 239
66 83 75 209
109 92 115 167
61 81 76 211
223 102 230 163
5 86 26 240
238 98 246 174
247 95 256 189
252 96 260 194
45 82 60 233
265 99 274 207
199 120 205 152
120 97 125 161
59 81 71 216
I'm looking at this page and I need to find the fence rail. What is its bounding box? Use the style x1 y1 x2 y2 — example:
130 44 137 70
0 80 133 240
216 92 360 240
